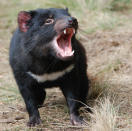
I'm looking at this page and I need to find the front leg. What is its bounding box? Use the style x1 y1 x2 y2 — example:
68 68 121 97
19 85 42 126
15 74 42 127
60 73 89 125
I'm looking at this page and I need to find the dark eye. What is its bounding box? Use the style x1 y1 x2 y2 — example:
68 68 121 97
45 18 54 25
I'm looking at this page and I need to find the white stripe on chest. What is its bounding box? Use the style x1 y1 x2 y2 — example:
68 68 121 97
27 64 74 83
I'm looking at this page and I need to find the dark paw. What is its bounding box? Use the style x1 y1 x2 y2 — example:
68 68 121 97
27 116 42 127
70 114 86 126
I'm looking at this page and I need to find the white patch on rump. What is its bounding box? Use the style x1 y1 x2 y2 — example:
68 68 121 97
27 64 74 83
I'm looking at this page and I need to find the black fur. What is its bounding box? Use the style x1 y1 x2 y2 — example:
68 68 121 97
9 8 90 126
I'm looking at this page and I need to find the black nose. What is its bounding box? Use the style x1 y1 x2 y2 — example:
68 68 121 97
68 17 77 25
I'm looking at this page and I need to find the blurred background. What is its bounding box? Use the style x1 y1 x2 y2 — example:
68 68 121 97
0 0 132 130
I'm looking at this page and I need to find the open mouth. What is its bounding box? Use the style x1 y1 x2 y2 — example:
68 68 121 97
56 28 75 59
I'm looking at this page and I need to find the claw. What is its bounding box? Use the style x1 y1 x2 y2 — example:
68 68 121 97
27 116 42 127
70 114 86 126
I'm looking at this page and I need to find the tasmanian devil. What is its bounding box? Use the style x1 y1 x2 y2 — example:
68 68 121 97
9 8 90 126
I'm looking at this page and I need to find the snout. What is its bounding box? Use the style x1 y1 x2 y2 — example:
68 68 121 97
54 16 78 34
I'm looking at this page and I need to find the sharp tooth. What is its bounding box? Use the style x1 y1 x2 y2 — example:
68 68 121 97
73 29 75 34
64 29 66 34
69 50 74 56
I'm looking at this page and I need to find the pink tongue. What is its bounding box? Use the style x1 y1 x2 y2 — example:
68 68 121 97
59 39 71 51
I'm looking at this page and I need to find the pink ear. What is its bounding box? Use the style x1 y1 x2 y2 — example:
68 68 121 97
18 11 31 32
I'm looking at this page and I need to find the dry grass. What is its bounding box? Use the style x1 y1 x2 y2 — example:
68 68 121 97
0 0 132 130
89 98 117 131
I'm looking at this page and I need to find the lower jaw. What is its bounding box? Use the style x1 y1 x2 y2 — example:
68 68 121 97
56 53 74 61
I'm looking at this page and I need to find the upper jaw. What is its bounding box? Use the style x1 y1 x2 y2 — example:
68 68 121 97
62 27 75 35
